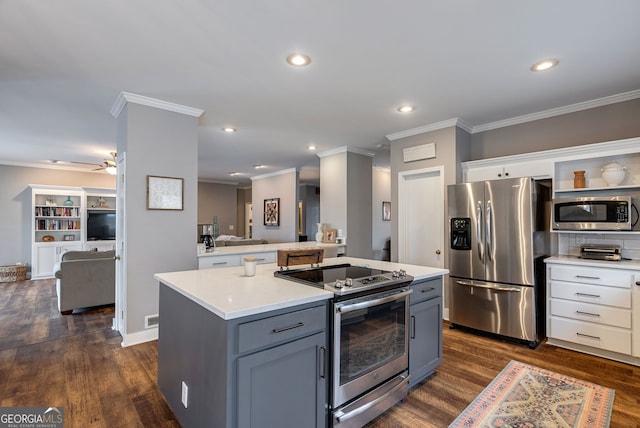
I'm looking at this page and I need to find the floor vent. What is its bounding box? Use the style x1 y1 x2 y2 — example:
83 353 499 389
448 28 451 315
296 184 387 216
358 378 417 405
145 314 159 329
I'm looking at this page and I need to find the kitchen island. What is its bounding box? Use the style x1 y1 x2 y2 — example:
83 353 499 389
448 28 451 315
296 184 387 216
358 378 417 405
154 257 447 428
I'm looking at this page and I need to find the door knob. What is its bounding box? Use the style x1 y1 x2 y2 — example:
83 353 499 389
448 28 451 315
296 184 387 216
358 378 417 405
435 249 441 255
114 255 121 261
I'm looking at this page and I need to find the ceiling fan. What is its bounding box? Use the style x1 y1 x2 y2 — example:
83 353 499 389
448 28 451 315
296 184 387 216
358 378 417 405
93 152 118 174
51 152 117 174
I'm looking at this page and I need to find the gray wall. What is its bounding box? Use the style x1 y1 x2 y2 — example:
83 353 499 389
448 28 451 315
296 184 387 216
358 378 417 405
470 98 640 160
251 169 299 243
320 150 373 258
299 184 320 240
197 181 237 238
390 126 469 262
372 168 391 260
0 164 115 268
116 102 198 337
236 187 252 238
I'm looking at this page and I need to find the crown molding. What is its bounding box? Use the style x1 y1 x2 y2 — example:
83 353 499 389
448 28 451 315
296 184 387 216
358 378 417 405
385 118 471 141
198 178 240 186
250 167 298 181
385 89 640 140
110 91 204 118
472 89 640 133
316 146 375 158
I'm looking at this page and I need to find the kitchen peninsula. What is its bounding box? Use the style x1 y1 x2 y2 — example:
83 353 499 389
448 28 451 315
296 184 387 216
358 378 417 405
155 257 448 428
197 241 346 270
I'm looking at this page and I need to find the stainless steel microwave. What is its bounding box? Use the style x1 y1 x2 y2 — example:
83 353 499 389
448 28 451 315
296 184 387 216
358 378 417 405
552 196 636 231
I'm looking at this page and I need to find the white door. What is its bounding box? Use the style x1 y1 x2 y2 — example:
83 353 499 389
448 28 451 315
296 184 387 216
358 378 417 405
398 166 444 268
115 153 126 335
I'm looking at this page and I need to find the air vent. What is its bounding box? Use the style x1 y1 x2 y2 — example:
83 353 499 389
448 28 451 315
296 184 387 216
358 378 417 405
144 314 159 329
403 143 436 163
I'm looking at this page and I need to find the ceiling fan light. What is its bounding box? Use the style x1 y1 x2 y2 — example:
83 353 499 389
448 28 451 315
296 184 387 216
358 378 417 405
105 165 117 175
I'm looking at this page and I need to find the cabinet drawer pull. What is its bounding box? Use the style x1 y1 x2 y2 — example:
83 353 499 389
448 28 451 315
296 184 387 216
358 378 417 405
575 292 600 298
272 322 304 334
256 258 266 262
211 261 228 266
576 311 600 317
420 287 435 293
575 275 600 280
576 332 600 340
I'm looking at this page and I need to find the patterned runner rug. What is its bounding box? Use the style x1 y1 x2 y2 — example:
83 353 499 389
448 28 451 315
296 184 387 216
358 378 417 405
449 360 615 428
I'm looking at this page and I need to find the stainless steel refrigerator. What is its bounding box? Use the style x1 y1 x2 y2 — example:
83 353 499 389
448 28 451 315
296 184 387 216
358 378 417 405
447 177 550 347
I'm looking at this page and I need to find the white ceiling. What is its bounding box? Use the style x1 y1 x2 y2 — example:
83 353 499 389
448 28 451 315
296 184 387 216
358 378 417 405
1 1 639 185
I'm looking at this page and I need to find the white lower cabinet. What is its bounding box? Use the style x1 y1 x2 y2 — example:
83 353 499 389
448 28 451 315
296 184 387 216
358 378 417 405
546 260 640 365
198 251 276 269
32 242 82 278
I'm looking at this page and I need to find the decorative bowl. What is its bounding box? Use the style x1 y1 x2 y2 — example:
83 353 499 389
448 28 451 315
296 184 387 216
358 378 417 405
601 162 626 186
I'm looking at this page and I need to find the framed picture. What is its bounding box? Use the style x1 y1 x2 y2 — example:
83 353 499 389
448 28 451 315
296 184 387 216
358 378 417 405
264 198 280 226
323 228 337 243
63 234 75 241
147 175 184 210
382 201 391 221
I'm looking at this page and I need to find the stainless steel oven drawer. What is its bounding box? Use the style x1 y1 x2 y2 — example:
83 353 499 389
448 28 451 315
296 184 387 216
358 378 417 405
237 305 326 353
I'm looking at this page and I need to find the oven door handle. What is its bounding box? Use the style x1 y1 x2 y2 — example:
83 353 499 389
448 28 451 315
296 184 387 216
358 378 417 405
456 280 521 292
337 289 413 314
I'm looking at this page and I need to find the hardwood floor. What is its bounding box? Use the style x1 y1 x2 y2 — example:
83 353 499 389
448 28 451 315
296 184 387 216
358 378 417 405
1 278 639 427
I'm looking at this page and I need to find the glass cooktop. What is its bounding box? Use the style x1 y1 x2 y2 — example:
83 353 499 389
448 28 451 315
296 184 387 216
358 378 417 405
274 263 413 296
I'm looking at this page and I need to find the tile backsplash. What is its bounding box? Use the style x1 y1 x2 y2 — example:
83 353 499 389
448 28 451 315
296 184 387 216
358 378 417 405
558 233 640 260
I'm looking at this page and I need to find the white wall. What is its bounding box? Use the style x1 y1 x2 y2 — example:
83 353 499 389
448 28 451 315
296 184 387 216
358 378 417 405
251 169 299 243
0 164 115 269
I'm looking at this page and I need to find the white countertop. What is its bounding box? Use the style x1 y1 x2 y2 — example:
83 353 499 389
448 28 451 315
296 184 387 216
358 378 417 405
545 255 640 270
197 241 345 257
155 257 448 320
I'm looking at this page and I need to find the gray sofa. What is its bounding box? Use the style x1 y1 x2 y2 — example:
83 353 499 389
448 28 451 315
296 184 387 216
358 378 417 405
54 250 116 315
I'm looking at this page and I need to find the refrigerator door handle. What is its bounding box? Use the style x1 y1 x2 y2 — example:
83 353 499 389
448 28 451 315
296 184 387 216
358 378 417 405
486 201 493 262
456 280 522 292
476 201 484 263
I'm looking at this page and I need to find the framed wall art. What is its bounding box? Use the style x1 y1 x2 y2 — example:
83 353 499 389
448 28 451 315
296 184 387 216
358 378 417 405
147 175 184 210
382 201 391 221
264 198 280 226
323 228 337 243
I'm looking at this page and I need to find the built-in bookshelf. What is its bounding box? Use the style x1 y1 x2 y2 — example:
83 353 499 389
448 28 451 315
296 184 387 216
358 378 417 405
30 185 116 278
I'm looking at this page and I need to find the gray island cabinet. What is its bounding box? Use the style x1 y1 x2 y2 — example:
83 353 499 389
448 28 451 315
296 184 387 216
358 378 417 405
154 257 448 428
409 276 443 387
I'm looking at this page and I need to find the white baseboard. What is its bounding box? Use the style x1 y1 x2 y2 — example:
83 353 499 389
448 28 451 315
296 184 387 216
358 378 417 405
443 308 449 321
120 326 158 347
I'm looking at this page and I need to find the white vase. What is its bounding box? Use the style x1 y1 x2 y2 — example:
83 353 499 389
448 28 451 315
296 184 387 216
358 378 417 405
315 223 324 242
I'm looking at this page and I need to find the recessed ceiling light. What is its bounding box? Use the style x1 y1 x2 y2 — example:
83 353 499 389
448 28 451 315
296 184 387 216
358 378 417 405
308 145 317 150
286 53 311 67
253 164 266 169
228 172 240 176
222 127 236 133
530 59 559 72
397 105 415 113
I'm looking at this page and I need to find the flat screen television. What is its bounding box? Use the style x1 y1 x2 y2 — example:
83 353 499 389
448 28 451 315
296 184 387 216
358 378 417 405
87 210 116 241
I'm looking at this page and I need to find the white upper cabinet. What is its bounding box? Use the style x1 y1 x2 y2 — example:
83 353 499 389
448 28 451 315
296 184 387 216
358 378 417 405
464 158 552 182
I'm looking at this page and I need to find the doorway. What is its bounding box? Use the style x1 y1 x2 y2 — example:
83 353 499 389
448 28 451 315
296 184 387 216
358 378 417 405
397 166 444 268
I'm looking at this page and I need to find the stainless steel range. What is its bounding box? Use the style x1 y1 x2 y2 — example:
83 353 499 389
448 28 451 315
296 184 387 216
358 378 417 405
275 263 414 428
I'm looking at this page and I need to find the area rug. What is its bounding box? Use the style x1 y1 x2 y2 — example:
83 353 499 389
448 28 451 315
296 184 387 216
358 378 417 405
449 360 615 428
